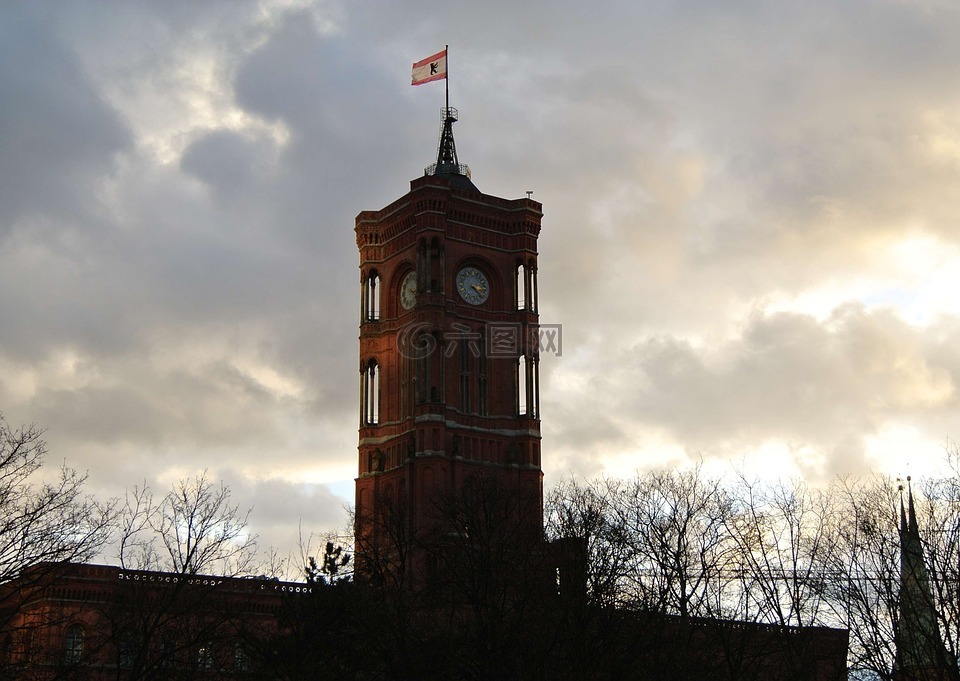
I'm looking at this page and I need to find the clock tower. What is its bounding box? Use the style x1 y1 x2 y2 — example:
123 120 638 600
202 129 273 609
354 108 543 579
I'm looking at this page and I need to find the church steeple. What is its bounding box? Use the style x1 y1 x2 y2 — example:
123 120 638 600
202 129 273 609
893 478 957 681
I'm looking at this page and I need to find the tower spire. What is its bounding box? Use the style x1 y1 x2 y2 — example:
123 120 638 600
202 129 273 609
423 106 474 186
422 45 471 181
434 107 463 174
893 477 957 680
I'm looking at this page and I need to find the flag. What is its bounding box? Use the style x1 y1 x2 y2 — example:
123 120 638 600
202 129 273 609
411 49 447 86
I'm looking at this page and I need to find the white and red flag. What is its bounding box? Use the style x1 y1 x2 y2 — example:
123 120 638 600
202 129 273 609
411 49 447 86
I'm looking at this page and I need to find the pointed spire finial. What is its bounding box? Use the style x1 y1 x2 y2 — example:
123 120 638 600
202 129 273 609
893 472 956 678
425 107 471 179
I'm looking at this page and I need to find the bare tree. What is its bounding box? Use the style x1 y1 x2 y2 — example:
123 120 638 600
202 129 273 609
0 415 113 583
725 476 839 627
545 468 848 680
545 476 636 608
0 414 113 675
618 464 736 618
117 471 258 577
825 474 901 680
91 473 261 680
918 445 960 670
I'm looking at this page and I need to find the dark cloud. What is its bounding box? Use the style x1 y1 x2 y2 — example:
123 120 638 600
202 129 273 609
0 5 130 229
181 130 278 198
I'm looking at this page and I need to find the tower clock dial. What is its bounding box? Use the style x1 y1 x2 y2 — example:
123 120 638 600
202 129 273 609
456 266 490 305
400 270 417 310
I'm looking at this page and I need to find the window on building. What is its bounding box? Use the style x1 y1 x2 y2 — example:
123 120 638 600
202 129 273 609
429 238 443 292
516 264 526 310
16 630 33 664
530 355 540 419
530 260 538 313
64 625 84 664
118 634 136 668
362 270 381 322
361 360 379 425
234 643 249 672
159 631 176 668
477 329 488 416
401 352 411 417
460 340 471 413
197 642 213 670
517 355 527 416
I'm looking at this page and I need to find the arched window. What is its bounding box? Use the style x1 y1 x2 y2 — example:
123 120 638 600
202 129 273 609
516 353 539 418
64 625 83 664
361 270 380 322
516 260 538 312
528 258 539 313
516 264 526 310
517 355 527 416
361 360 379 425
530 354 540 418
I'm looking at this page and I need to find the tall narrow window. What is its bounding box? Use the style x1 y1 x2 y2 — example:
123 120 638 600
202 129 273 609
460 340 471 413
159 632 176 669
517 355 527 416
429 238 443 293
359 367 365 426
362 271 380 322
431 331 443 403
400 352 410 418
417 240 427 293
416 337 428 404
64 625 83 664
516 264 526 310
234 644 249 672
531 355 540 418
362 360 379 425
477 329 488 416
529 260 539 313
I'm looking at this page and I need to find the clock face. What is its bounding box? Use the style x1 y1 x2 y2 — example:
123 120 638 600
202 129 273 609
456 267 490 305
400 271 417 310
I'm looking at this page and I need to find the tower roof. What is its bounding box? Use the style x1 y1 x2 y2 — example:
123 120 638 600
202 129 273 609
424 107 478 192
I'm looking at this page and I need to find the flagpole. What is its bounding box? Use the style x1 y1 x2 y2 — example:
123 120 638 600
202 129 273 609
445 44 450 114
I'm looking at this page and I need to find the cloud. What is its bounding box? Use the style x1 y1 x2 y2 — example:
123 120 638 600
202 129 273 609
546 304 959 480
5 0 960 557
0 6 130 230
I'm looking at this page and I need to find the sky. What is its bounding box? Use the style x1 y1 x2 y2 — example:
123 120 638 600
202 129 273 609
3 0 960 561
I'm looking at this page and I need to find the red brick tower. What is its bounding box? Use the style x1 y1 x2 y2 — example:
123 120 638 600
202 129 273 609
354 108 543 579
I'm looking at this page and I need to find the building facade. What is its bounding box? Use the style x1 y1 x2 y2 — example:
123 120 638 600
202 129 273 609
0 562 307 680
